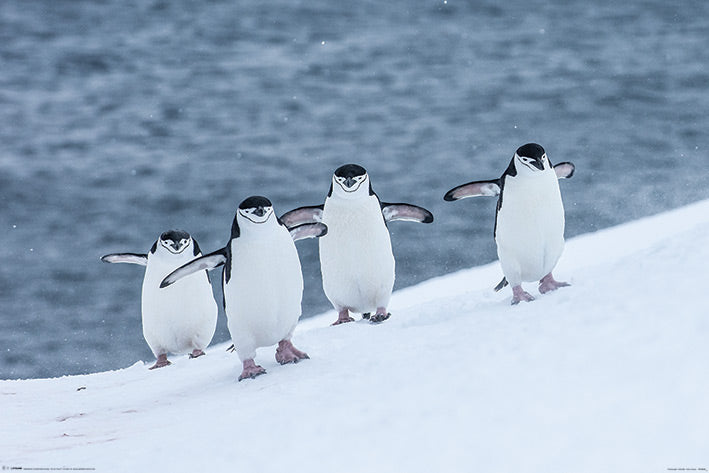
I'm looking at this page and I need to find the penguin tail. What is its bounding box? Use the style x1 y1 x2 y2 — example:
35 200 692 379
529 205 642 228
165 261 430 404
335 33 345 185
494 277 508 292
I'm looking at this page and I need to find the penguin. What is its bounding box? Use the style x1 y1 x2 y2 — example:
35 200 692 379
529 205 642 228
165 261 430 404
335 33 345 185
279 164 434 325
444 143 575 305
101 230 218 369
160 196 327 381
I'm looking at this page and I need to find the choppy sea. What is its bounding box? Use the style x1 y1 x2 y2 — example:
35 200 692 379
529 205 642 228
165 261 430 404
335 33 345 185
2 0 708 379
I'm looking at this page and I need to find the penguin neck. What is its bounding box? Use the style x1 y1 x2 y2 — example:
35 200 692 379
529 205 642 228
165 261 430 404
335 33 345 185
146 247 195 279
510 165 553 182
235 214 281 240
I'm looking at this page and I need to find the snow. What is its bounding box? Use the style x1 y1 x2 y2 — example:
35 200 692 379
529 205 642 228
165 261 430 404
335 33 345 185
2 200 709 472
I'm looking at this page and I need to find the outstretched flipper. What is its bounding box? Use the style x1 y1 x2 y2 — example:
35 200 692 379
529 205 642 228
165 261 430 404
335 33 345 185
553 162 575 179
279 205 324 229
289 222 328 242
380 203 434 223
160 248 227 288
443 179 501 201
101 253 148 266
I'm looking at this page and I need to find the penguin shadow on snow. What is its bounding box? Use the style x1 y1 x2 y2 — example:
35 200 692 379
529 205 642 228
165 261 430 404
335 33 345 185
160 196 327 382
279 164 434 326
444 143 575 306
101 230 218 370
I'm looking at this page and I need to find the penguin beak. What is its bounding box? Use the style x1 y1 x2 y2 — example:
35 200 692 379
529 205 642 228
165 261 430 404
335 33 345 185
532 160 545 171
344 177 356 188
254 207 266 217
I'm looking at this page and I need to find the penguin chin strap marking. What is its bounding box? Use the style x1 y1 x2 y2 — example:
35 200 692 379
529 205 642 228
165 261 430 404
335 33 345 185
240 211 273 224
336 179 365 193
161 241 189 254
163 246 188 254
339 183 362 193
518 158 541 172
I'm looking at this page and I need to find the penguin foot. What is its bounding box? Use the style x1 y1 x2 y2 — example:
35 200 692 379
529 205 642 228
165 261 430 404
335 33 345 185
238 359 266 381
511 286 535 305
539 273 570 294
149 354 171 370
189 349 205 359
332 309 355 326
276 339 310 365
369 312 391 324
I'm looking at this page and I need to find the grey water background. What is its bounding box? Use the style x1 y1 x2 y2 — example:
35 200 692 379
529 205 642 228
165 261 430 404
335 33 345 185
1 0 708 379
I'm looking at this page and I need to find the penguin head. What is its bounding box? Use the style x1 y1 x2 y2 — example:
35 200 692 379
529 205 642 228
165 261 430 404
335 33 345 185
158 230 192 255
331 164 370 199
514 143 549 174
236 196 275 225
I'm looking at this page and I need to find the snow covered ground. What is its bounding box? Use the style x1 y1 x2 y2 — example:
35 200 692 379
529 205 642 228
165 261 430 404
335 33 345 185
2 200 708 472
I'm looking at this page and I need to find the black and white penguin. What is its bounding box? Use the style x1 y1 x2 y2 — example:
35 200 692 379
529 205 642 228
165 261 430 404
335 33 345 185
280 164 434 325
101 230 218 369
444 143 575 305
160 196 327 381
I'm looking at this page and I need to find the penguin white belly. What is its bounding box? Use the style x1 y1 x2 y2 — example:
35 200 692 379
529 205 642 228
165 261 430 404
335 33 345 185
319 197 395 313
141 257 217 357
225 229 303 361
495 170 565 285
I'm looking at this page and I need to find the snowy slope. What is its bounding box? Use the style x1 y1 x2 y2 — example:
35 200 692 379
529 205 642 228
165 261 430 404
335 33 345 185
2 201 709 473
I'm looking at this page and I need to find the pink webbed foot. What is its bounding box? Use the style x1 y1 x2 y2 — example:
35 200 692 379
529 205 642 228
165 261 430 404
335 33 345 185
539 273 570 294
511 285 535 305
364 307 391 324
276 339 310 365
189 349 205 359
238 359 266 381
332 309 355 326
149 354 171 370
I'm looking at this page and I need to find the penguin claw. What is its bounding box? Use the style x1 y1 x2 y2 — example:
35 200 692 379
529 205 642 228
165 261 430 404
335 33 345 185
238 367 266 382
511 294 535 305
275 340 309 365
149 355 171 370
239 359 267 381
511 286 535 305
189 349 205 359
369 312 391 323
539 274 571 294
332 316 355 326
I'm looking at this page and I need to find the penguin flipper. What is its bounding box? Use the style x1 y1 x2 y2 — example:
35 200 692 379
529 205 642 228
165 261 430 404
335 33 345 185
101 253 148 266
289 222 328 242
380 203 434 223
279 205 324 229
553 162 575 179
494 277 509 292
443 179 501 201
160 249 227 288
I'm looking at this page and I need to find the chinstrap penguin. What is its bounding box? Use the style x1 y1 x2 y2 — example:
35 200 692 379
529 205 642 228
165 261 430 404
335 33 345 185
101 230 218 369
280 164 434 325
444 143 575 305
161 196 327 381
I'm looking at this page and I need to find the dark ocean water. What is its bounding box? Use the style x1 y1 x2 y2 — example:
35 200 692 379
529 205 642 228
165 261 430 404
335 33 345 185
1 0 708 379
